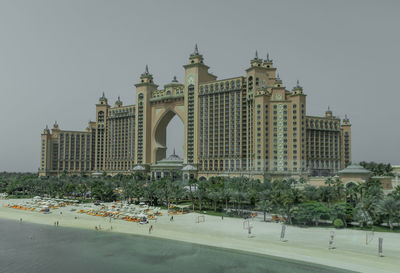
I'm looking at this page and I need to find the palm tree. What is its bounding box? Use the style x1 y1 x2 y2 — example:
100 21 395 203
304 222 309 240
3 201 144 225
143 179 158 206
332 177 345 201
325 177 334 187
377 197 400 230
345 182 359 205
195 180 208 211
389 185 400 201
256 189 272 221
221 184 231 211
353 201 371 228
280 191 296 224
207 190 220 211
318 185 335 207
303 185 319 201
357 182 367 201
155 177 182 212
187 178 198 210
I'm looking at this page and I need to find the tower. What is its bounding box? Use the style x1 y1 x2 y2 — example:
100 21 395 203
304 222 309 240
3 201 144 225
94 92 110 171
39 125 51 174
135 65 158 165
341 115 352 168
183 45 216 164
246 51 272 171
289 80 307 174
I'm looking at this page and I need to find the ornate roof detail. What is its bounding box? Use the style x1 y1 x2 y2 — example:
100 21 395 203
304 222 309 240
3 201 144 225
99 92 108 103
133 165 146 171
338 164 371 175
292 79 303 93
182 165 197 171
275 73 283 85
188 44 205 64
115 96 122 107
162 148 182 162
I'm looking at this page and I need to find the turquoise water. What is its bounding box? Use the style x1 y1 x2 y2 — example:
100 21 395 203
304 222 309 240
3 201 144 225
0 219 355 273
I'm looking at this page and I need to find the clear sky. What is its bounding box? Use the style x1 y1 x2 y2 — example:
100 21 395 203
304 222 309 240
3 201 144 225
0 0 399 172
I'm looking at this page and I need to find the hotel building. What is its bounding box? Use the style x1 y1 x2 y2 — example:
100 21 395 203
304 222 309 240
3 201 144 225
39 46 351 179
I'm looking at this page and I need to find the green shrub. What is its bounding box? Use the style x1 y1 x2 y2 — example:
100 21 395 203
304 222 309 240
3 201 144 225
333 218 344 228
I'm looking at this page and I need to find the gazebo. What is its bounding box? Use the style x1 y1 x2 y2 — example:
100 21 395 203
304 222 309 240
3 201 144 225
182 164 197 182
338 163 372 184
150 150 183 179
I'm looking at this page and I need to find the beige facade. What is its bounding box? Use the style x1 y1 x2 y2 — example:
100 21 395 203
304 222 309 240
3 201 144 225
39 46 352 178
40 122 94 175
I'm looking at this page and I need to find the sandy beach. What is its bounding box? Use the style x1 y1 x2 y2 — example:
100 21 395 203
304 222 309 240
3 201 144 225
1 199 399 273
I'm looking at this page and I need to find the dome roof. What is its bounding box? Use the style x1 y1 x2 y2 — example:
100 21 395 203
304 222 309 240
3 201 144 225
274 74 283 87
338 164 371 174
182 165 197 171
166 154 182 161
133 165 146 171
158 149 183 163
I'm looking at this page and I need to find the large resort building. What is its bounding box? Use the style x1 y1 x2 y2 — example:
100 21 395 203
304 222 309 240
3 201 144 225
39 46 352 180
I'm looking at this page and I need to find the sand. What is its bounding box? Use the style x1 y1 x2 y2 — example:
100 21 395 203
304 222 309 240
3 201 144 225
1 199 399 273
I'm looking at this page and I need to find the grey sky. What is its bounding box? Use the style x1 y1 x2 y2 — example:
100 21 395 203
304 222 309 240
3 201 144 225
0 0 399 172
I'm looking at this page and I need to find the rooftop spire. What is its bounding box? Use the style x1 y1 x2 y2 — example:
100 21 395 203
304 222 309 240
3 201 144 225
144 64 149 75
115 96 122 107
266 53 270 61
194 44 199 55
255 50 259 59
292 79 303 93
173 148 176 155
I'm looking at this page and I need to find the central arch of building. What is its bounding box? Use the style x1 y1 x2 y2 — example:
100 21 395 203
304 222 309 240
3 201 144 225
150 100 185 163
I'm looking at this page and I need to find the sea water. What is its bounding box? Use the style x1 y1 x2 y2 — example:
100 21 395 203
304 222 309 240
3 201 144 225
0 219 355 273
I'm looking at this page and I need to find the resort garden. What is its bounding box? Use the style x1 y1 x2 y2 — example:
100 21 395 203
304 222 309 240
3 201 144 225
1 167 400 231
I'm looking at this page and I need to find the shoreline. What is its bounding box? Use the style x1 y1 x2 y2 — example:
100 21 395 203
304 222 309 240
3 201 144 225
0 217 355 273
1 199 400 273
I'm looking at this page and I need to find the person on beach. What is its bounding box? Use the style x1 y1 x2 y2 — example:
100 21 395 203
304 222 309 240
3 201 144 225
329 232 335 250
248 226 252 238
95 226 98 231
149 225 153 234
56 221 59 227
19 218 22 223
222 215 224 220
170 216 174 222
